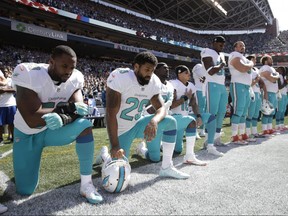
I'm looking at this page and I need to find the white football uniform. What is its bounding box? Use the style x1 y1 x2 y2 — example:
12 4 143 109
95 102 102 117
259 65 278 93
192 63 206 91
201 48 226 85
107 68 162 136
228 51 252 86
169 79 196 116
279 75 287 94
251 67 261 94
12 63 84 134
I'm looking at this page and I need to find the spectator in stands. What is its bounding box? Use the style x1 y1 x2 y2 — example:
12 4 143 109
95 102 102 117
228 41 255 144
0 67 16 143
259 55 280 135
11 45 103 204
96 51 190 179
201 36 226 156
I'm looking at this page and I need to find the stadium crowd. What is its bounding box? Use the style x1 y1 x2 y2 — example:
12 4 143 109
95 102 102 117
33 0 288 54
2 0 288 56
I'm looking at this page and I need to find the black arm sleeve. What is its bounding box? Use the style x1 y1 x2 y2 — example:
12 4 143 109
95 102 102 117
54 102 76 115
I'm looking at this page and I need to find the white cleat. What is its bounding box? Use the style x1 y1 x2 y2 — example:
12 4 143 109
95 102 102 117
95 146 109 165
159 165 190 179
183 154 207 166
207 145 224 157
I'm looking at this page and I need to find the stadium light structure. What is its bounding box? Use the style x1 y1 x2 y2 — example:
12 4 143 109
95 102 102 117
208 0 228 16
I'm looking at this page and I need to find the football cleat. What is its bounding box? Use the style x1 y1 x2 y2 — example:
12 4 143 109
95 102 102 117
80 182 103 204
159 165 190 179
95 146 109 165
207 145 224 157
183 154 207 166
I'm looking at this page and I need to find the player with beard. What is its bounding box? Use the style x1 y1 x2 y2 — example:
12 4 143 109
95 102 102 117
135 63 208 165
228 41 255 144
96 52 189 179
259 55 280 135
12 45 103 204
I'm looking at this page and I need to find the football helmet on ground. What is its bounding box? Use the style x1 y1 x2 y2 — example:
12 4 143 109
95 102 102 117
101 157 131 193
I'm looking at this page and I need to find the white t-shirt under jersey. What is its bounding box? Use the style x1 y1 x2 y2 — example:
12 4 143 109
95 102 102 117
259 65 278 93
228 51 252 86
12 63 84 134
107 68 162 136
192 63 206 91
169 79 196 116
201 48 226 85
251 67 261 94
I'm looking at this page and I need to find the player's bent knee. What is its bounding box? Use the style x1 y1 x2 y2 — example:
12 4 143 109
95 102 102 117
148 152 161 163
162 115 176 130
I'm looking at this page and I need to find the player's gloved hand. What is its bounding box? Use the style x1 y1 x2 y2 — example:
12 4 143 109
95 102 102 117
74 102 89 116
42 113 63 130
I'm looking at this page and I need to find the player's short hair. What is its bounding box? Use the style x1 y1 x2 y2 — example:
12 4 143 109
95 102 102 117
175 65 190 77
51 45 76 59
260 55 271 65
246 54 256 61
213 36 226 43
277 66 286 73
133 51 158 67
156 62 167 69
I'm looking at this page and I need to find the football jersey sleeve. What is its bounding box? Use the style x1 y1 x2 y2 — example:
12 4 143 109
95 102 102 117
192 64 204 77
201 48 213 59
107 68 131 93
12 63 39 89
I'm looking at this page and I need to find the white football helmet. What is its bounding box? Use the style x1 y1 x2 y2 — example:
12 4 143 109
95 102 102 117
101 157 131 193
261 99 274 115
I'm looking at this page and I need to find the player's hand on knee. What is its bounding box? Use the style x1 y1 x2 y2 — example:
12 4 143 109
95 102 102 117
74 102 89 116
42 113 63 130
144 120 157 141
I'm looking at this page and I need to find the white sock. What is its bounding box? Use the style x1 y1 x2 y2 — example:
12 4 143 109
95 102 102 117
185 136 196 157
81 174 92 187
268 123 272 130
140 143 148 157
239 123 245 135
252 126 257 134
231 123 238 137
161 142 174 169
207 144 214 149
262 124 267 131
215 132 221 140
246 128 251 136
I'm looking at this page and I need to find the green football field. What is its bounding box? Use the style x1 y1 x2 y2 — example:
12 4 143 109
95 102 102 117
0 116 286 201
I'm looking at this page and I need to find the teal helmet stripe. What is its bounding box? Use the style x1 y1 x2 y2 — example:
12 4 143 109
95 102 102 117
114 166 125 193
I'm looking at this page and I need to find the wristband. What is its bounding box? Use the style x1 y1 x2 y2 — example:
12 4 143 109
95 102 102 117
58 113 74 125
182 95 188 101
54 102 76 115
196 114 201 118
